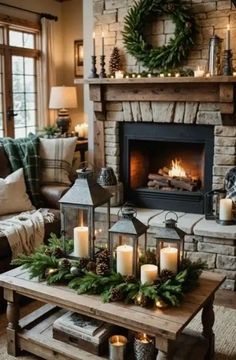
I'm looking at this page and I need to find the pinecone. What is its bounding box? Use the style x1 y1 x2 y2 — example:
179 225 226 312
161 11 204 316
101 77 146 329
96 249 110 265
78 257 89 269
87 261 97 273
134 292 147 307
96 262 110 276
109 47 121 75
52 246 65 258
110 287 124 302
44 248 52 256
58 258 71 269
124 275 136 283
159 269 174 283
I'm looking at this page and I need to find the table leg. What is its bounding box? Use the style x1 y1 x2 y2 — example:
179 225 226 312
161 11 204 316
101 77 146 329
155 337 170 360
4 289 20 356
202 295 215 360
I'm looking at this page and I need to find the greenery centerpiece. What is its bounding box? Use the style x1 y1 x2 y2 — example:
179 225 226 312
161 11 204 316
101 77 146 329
12 233 205 309
122 0 196 71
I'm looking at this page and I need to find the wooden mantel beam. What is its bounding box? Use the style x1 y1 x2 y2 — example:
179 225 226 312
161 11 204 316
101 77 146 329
86 76 236 115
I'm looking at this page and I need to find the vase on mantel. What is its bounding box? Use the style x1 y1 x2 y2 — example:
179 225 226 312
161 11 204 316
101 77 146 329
97 167 123 206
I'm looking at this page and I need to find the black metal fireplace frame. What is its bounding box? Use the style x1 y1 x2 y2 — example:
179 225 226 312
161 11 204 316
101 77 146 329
120 123 214 213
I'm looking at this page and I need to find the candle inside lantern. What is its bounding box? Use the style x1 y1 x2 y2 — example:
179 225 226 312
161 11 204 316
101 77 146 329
219 198 232 221
160 246 178 274
141 264 158 284
116 244 133 276
73 226 89 257
226 24 230 50
102 32 104 56
92 32 96 56
109 335 127 360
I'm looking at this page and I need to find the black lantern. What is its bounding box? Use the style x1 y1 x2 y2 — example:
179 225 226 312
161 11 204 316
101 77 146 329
59 169 112 259
109 205 148 277
149 212 185 275
204 188 234 225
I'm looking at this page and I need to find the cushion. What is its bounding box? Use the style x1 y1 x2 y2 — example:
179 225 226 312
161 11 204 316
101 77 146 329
0 168 34 215
39 137 77 185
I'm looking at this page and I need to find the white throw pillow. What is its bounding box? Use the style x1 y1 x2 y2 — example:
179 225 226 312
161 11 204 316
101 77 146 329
39 137 77 185
0 168 34 215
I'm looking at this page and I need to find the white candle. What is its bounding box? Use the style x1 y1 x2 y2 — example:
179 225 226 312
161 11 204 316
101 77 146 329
115 70 124 79
73 226 89 257
160 73 165 78
116 245 133 276
160 247 178 274
101 32 104 56
141 264 158 284
92 32 95 56
194 66 205 77
226 24 230 50
219 198 232 221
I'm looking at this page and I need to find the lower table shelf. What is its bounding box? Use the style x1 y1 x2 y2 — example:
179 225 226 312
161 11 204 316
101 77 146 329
18 304 108 360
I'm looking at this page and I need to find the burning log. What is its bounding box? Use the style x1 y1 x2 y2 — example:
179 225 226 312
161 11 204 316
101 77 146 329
147 171 201 192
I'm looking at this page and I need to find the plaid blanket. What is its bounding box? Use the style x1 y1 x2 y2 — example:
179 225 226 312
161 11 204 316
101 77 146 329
0 136 43 207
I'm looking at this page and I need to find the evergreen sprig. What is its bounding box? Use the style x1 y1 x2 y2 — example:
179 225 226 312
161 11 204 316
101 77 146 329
122 0 196 71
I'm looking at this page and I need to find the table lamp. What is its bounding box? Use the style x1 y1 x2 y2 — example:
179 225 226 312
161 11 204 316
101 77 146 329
49 86 77 134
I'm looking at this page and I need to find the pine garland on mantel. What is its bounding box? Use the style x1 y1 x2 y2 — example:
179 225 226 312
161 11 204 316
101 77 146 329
12 233 205 309
122 0 196 71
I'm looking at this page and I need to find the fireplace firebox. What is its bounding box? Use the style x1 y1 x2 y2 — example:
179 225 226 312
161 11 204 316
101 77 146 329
120 123 214 213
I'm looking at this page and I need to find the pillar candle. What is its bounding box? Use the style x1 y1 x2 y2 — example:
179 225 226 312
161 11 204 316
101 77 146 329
160 247 178 274
219 199 232 221
74 226 89 257
116 245 133 276
226 24 230 51
141 264 158 284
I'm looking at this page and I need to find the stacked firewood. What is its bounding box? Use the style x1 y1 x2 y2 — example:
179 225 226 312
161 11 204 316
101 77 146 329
147 167 201 192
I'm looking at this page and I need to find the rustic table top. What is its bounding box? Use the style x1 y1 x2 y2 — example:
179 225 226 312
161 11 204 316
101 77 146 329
0 267 225 341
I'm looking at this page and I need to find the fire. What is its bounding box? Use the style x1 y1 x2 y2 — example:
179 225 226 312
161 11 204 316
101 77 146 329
168 159 186 178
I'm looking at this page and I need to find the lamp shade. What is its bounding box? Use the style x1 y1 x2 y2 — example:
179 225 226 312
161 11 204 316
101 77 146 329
49 86 77 109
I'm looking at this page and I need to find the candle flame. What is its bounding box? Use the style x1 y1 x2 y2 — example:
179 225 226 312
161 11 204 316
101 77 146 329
102 31 104 37
115 336 119 343
168 159 187 178
227 24 230 31
93 32 95 39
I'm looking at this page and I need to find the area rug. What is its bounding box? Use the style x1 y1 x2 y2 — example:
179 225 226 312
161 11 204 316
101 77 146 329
0 303 235 359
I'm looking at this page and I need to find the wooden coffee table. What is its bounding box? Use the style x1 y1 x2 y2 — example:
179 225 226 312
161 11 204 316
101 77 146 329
0 267 225 360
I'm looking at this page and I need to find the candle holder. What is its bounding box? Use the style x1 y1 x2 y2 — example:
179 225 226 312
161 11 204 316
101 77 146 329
222 49 233 75
59 168 112 259
99 55 107 78
88 55 99 78
204 189 235 225
109 335 127 360
148 212 186 274
134 333 155 360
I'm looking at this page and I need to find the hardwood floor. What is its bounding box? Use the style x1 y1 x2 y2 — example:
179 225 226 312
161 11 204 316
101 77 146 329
215 289 236 309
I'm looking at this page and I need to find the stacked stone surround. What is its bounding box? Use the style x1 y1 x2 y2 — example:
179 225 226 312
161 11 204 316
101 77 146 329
92 1 236 291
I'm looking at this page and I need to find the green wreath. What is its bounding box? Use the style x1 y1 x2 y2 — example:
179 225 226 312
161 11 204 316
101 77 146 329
123 0 196 71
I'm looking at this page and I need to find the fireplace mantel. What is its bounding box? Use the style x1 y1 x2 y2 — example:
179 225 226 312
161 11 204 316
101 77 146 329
86 76 236 115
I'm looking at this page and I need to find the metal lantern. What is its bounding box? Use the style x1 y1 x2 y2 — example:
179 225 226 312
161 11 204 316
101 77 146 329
109 205 148 277
59 169 112 259
204 188 234 225
149 212 185 274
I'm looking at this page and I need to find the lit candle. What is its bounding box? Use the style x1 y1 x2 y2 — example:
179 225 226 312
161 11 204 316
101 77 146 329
115 70 124 79
175 73 180 78
205 72 211 78
102 32 104 56
74 124 80 133
160 73 165 78
226 24 230 51
116 244 133 276
168 73 171 77
194 66 205 77
233 72 236 76
147 73 152 78
73 226 89 257
132 73 136 78
160 246 178 274
137 74 141 78
109 335 127 359
134 333 154 359
219 198 232 221
92 32 95 56
141 264 158 284
125 74 129 78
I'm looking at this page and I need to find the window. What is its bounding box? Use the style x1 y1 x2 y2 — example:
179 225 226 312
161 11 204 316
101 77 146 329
0 20 40 138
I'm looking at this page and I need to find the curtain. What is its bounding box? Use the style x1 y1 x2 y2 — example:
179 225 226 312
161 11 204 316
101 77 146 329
38 17 56 129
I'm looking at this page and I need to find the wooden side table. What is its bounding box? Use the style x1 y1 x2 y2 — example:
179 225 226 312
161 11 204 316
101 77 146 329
76 140 88 163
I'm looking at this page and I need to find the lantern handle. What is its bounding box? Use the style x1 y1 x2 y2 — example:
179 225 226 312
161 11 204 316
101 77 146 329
118 203 137 218
165 211 178 222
